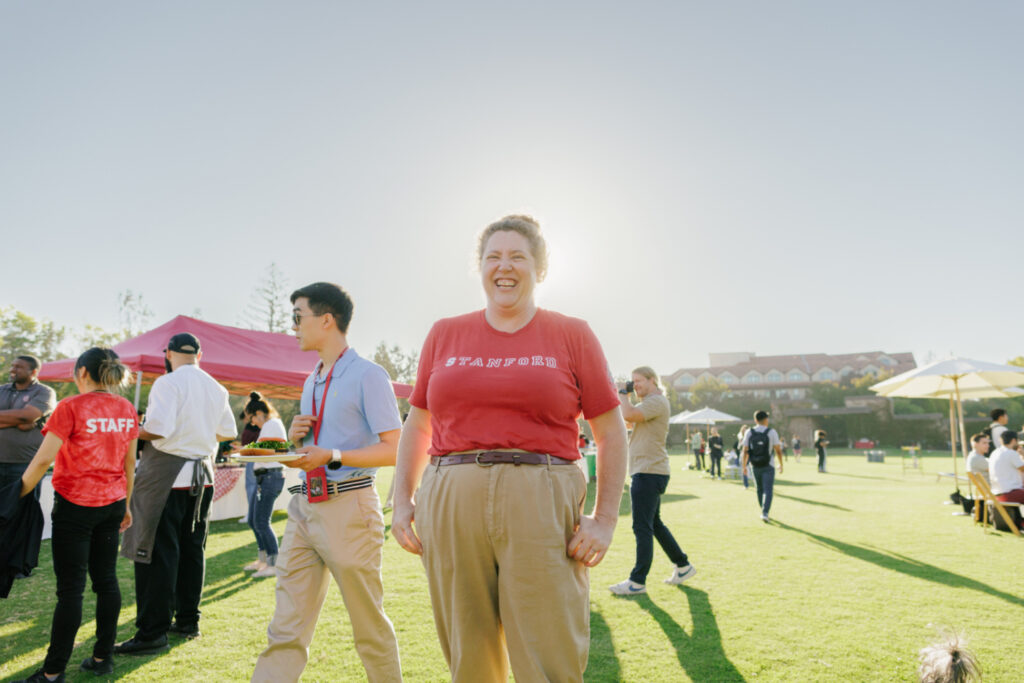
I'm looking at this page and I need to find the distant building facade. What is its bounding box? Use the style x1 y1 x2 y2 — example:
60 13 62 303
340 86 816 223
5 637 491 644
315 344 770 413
666 351 916 400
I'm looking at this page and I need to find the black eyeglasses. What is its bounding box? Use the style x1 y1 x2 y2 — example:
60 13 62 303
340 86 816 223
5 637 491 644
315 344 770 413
293 311 330 326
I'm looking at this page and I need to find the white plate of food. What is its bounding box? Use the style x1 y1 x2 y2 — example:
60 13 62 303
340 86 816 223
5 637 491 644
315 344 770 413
231 452 303 463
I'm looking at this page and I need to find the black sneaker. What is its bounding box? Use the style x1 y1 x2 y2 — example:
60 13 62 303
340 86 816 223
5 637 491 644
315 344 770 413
80 656 114 675
113 634 169 655
169 622 201 639
13 670 65 682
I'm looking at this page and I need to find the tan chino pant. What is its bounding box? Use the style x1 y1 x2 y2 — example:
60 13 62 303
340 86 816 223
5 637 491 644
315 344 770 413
417 461 589 683
251 486 401 683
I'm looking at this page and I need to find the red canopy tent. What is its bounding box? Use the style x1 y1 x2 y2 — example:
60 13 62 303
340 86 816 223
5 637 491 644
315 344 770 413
39 315 412 403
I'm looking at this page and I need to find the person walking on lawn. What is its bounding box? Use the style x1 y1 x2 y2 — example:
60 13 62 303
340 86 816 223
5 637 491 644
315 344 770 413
741 410 784 523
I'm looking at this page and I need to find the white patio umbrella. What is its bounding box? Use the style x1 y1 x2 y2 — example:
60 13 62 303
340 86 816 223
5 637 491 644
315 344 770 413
670 407 743 425
870 358 1024 491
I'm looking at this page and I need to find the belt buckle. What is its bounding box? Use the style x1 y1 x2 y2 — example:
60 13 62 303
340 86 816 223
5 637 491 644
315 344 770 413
475 452 494 467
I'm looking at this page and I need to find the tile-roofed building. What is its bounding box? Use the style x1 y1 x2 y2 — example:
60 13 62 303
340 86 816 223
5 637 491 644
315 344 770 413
665 351 916 400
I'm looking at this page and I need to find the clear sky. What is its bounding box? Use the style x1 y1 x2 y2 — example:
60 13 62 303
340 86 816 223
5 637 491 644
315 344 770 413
3 2 1022 378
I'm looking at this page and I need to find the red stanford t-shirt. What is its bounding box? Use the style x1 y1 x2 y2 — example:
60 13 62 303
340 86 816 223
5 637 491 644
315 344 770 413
43 391 139 507
410 309 619 460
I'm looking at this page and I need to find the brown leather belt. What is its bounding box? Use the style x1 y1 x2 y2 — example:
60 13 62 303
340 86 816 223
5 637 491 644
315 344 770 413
430 451 577 467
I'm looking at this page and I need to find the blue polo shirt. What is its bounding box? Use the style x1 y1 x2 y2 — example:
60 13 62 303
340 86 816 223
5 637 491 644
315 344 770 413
299 348 402 483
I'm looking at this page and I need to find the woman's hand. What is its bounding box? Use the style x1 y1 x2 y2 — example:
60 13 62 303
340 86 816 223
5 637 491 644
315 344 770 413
567 514 615 567
391 500 423 555
120 510 133 532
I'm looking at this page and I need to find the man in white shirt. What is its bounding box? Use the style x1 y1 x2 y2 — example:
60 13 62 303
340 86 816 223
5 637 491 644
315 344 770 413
988 431 1024 516
116 333 237 655
741 410 784 523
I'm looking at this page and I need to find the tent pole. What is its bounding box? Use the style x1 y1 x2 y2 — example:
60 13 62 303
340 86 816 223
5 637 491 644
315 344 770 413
948 396 958 493
954 378 971 499
134 371 143 410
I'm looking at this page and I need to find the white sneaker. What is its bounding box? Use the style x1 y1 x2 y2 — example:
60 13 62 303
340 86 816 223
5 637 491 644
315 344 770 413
761 513 770 523
609 579 646 595
243 560 263 572
664 564 697 585
253 565 278 579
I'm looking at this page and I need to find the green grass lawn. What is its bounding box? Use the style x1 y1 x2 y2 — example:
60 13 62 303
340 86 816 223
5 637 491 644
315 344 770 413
3 449 1022 681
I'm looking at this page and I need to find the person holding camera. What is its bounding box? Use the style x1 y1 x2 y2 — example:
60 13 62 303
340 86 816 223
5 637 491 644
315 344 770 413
610 367 696 595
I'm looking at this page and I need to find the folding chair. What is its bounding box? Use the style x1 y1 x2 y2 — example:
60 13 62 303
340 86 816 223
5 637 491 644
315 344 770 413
966 472 1022 537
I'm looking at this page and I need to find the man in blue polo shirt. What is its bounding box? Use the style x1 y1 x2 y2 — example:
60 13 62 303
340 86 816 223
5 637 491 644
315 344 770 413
252 282 403 683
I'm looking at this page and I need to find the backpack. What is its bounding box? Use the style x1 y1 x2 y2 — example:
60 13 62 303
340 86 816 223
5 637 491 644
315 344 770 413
748 428 772 467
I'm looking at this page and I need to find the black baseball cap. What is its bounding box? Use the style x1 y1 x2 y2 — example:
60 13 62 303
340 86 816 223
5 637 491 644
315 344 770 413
166 333 201 354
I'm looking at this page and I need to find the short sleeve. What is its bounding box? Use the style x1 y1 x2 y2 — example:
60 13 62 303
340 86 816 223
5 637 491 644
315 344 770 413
41 399 73 441
362 365 403 435
636 395 667 422
142 378 177 437
769 429 781 447
570 321 619 420
217 392 238 438
409 323 439 410
258 418 287 441
741 432 751 449
29 385 57 417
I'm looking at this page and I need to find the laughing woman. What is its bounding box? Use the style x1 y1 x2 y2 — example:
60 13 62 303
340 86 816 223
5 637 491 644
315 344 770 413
17 348 138 682
391 215 628 683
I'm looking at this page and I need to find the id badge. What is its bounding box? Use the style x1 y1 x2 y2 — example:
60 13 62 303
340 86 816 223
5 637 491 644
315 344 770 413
306 466 329 503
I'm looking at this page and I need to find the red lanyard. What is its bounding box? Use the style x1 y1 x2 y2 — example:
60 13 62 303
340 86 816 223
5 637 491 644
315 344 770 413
310 349 346 445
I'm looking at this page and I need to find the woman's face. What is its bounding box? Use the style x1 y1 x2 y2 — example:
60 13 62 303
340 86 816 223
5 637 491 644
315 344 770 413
480 230 537 313
250 411 268 427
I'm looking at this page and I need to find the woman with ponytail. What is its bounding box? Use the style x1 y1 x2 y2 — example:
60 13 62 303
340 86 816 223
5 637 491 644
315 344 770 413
17 348 138 682
241 391 286 578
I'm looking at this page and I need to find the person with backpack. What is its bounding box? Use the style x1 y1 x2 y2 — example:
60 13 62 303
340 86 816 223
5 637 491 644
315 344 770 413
741 410 784 523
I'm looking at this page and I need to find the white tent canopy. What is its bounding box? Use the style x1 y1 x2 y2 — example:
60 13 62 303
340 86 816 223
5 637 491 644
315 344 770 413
669 407 742 425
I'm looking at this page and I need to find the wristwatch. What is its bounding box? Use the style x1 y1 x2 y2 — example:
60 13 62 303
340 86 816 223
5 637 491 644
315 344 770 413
328 449 343 470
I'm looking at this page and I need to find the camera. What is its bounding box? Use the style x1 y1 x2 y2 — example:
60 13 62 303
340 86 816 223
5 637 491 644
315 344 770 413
624 380 634 394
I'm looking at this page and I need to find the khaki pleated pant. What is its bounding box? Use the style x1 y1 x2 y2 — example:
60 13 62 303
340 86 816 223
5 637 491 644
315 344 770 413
252 486 401 683
417 461 589 683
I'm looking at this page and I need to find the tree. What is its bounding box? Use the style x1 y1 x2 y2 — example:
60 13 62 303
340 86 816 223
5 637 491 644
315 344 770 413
691 376 729 407
1009 356 1024 367
119 289 153 337
0 306 67 369
373 342 418 416
373 343 418 384
241 264 291 333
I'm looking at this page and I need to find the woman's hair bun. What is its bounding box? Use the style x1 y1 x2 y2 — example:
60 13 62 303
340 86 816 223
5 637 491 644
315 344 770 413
249 391 262 400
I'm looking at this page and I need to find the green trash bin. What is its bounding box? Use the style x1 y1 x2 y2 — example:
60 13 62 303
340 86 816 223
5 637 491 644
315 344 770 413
585 453 596 481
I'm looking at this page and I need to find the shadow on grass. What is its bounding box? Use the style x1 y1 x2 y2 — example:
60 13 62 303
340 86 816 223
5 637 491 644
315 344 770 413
583 482 697 517
773 493 850 512
623 587 743 682
587 608 622 681
829 472 901 482
774 521 1024 608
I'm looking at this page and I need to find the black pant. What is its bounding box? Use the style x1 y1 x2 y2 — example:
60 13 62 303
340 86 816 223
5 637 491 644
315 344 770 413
45 494 125 673
709 452 722 477
693 449 704 470
629 473 688 584
134 487 212 640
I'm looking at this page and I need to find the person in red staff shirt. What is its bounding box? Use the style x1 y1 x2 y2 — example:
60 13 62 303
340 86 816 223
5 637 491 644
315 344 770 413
391 215 628 683
17 348 138 683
